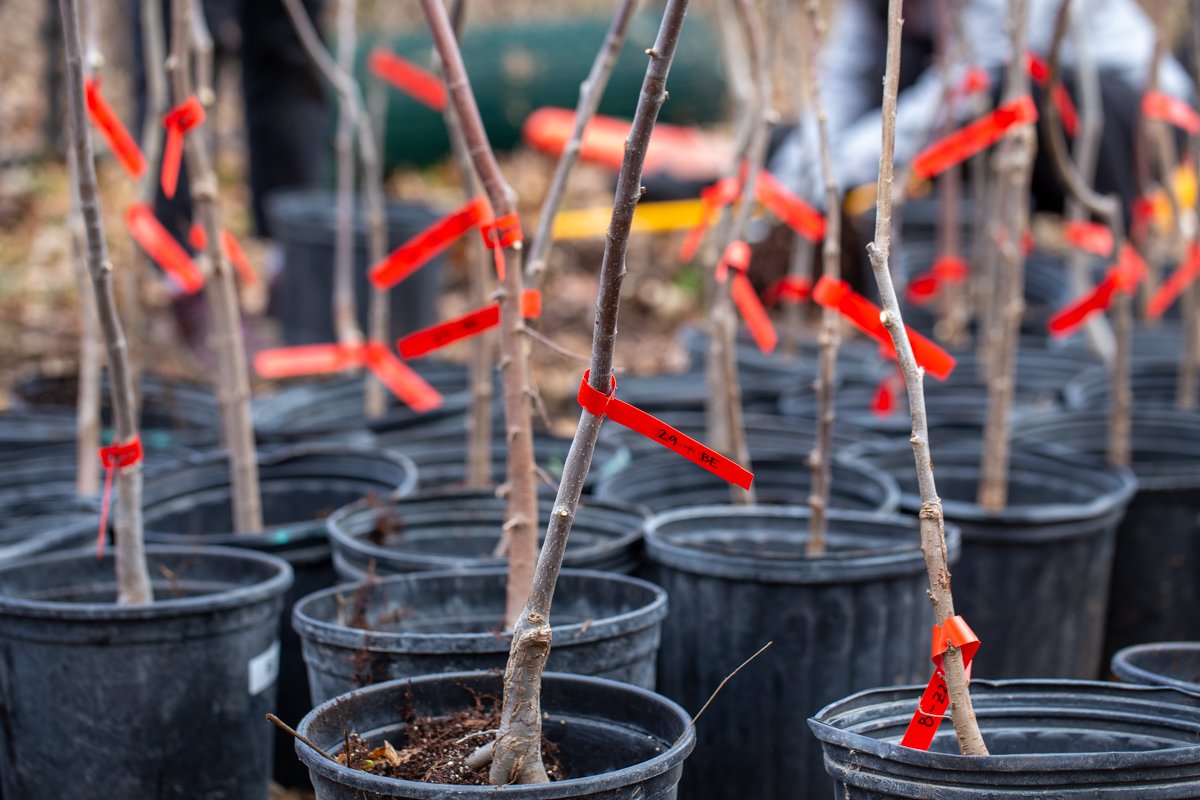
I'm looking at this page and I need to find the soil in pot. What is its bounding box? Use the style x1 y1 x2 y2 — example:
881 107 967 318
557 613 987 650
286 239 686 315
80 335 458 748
1111 642 1200 693
595 449 900 513
850 439 1136 679
1015 409 1200 663
0 545 292 800
141 443 418 788
809 679 1200 798
294 670 695 798
644 506 959 800
327 490 645 581
294 568 667 703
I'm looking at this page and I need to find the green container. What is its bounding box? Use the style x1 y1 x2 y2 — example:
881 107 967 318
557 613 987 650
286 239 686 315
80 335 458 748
357 11 727 169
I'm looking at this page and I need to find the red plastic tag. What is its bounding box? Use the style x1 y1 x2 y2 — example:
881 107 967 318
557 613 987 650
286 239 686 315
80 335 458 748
1048 244 1146 336
1026 52 1078 137
1063 221 1113 256
912 95 1038 179
480 213 523 282
96 435 144 558
160 96 206 199
956 66 991 99
84 78 146 179
678 176 742 263
187 224 258 286
367 47 447 111
253 342 443 412
755 170 826 243
1142 91 1200 136
577 371 753 490
126 203 205 293
370 197 489 290
906 255 968 305
871 368 904 417
900 616 981 750
763 275 811 306
716 241 776 353
1148 241 1200 318
397 289 542 359
812 276 956 380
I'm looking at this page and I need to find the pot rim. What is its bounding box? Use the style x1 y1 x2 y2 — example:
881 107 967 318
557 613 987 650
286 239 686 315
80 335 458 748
1111 642 1200 695
295 670 696 797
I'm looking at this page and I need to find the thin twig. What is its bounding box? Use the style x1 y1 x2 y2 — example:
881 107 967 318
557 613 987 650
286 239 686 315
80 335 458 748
59 0 153 603
865 0 987 756
266 714 339 764
520 325 592 365
683 640 772 734
189 0 214 107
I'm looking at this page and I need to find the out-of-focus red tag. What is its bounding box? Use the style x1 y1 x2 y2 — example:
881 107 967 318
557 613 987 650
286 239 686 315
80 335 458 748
398 289 542 359
678 176 742 263
96 435 144 558
370 197 488 290
1149 241 1200 318
160 96 206 199
716 240 776 353
906 255 968 305
367 47 446 111
813 276 956 380
254 341 443 412
755 170 826 243
871 375 896 417
900 616 980 750
1026 52 1079 136
84 78 146 179
763 275 811 306
913 95 1038 179
1063 221 1113 256
187 224 258 286
956 66 991 99
480 213 522 283
126 203 205 293
1142 91 1200 136
1048 244 1147 336
577 371 753 489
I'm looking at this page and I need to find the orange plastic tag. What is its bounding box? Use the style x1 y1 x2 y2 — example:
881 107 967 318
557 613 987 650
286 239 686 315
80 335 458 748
900 616 981 750
397 289 541 359
812 276 956 380
126 203 205 293
1049 244 1146 336
480 213 523 282
367 47 446 111
913 95 1038 179
755 170 826 242
763 275 811 306
1063 221 1113 256
96 435 144 558
1149 241 1200 318
84 78 146 179
187 224 258 286
370 197 489 290
1026 52 1079 136
716 241 776 353
678 176 742 263
906 255 968 305
160 96 206 199
956 66 991 99
577 371 753 490
254 342 443 412
361 342 443 412
1142 91 1200 136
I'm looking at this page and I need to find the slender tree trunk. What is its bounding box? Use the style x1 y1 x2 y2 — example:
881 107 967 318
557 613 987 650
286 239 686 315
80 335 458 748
868 0 988 756
170 0 263 532
804 0 840 556
976 0 1035 512
419 0 538 631
332 0 363 351
1179 10 1200 410
466 1 690 783
781 0 814 357
59 0 154 605
68 147 102 497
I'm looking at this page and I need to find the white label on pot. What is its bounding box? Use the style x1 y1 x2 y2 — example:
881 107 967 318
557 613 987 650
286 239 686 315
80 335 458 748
248 641 280 696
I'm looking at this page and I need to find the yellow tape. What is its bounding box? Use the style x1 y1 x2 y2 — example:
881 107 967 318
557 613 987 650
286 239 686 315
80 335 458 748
552 199 708 240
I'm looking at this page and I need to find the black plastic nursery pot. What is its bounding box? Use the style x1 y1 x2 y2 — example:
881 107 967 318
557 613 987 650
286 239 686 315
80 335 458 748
265 190 446 346
295 670 695 799
253 359 471 445
1015 410 1200 663
643 506 960 800
1112 642 1200 693
0 545 292 799
600 410 875 457
678 324 889 386
1064 358 1200 412
610 370 802 417
0 494 98 565
141 443 418 787
12 371 219 451
809 679 1200 798
328 490 645 581
851 440 1136 679
595 450 901 513
294 568 666 703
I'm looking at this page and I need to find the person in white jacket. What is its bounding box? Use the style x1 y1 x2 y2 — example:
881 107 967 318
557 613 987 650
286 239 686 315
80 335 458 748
768 0 1194 219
